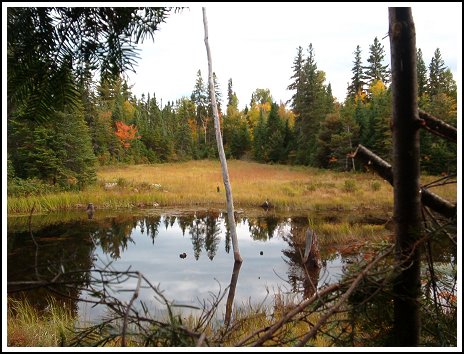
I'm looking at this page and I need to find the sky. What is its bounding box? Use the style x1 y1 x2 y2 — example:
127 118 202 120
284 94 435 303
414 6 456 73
124 2 462 109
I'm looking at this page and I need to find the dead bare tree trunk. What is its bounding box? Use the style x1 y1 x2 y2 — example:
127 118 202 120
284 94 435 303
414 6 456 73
202 7 242 263
389 7 422 346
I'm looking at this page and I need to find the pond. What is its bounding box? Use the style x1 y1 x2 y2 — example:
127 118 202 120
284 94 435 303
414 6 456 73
7 208 392 324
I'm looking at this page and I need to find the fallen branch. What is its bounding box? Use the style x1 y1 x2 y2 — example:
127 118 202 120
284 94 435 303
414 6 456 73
354 144 456 218
419 110 457 143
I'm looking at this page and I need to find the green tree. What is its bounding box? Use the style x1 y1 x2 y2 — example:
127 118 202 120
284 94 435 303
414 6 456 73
287 46 306 115
191 69 208 147
7 7 172 122
347 45 366 98
8 108 96 188
293 43 329 165
266 102 286 163
363 37 390 88
428 48 446 96
416 48 428 98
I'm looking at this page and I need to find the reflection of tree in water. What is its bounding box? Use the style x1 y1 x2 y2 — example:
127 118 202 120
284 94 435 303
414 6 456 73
204 212 221 260
189 217 206 260
281 217 322 299
182 211 222 260
91 217 135 260
163 215 176 230
139 216 162 244
177 214 195 236
248 215 280 241
7 220 96 316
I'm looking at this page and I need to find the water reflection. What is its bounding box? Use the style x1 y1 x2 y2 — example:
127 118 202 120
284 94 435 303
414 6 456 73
7 209 393 322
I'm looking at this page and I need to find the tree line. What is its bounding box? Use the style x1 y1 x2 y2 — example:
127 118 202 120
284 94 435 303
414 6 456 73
7 8 457 194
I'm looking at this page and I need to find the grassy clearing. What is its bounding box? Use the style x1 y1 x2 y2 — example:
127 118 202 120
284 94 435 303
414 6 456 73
7 160 455 215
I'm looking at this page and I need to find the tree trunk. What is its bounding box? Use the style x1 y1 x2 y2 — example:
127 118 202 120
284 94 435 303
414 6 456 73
224 260 242 326
389 7 422 346
202 8 242 262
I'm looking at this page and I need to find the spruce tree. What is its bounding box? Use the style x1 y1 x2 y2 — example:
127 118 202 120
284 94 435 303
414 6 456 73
287 46 306 115
416 48 428 98
428 48 446 96
347 45 366 98
363 37 390 87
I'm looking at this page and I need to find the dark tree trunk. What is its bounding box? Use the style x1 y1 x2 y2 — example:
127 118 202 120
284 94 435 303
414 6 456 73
224 260 242 326
389 7 422 346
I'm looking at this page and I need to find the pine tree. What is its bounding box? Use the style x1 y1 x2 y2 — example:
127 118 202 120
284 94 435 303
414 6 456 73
287 46 306 115
347 45 366 98
428 48 446 96
191 70 208 146
363 37 390 87
266 102 286 163
416 48 428 98
294 43 327 165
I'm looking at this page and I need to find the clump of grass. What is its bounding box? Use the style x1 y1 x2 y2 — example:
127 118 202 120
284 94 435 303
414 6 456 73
371 181 381 191
343 179 357 193
7 297 76 347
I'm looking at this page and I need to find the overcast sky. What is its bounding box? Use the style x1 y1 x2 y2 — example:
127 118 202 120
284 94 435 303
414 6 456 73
125 2 462 109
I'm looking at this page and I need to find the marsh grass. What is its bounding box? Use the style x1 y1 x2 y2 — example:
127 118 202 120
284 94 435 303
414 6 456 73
7 160 455 215
7 297 76 347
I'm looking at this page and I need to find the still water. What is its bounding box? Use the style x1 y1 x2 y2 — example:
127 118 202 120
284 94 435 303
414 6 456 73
7 209 369 323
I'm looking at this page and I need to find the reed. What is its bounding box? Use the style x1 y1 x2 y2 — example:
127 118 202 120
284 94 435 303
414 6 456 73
7 297 76 347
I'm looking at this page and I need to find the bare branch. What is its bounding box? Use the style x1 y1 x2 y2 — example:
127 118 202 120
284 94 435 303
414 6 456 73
419 110 457 143
354 144 456 218
121 271 142 347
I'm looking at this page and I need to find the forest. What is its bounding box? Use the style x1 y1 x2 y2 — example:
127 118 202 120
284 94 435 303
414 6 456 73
7 8 457 197
6 7 458 348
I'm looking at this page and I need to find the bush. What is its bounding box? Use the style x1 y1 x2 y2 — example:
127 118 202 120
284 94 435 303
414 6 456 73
7 178 61 197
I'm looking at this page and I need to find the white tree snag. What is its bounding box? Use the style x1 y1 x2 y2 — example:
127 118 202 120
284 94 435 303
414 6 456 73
389 7 421 346
202 8 242 263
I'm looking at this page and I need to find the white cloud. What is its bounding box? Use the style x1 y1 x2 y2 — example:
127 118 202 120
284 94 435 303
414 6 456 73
126 3 461 109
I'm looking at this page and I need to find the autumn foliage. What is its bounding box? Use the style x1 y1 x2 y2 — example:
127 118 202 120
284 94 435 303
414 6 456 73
114 121 141 148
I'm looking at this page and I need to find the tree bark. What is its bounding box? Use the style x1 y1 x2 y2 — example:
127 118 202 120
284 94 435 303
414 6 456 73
202 8 242 262
389 7 421 346
353 144 456 218
418 109 457 143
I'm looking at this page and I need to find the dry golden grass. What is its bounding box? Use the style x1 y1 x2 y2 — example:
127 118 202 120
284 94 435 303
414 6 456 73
7 160 456 214
95 160 396 211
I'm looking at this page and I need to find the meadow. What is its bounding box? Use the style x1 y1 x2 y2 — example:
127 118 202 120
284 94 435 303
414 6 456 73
7 160 456 215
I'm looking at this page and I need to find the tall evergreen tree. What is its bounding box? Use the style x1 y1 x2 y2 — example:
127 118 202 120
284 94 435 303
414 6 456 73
428 48 446 96
347 45 366 98
191 69 208 146
227 78 235 108
287 46 306 115
363 37 390 87
416 48 428 98
294 43 327 165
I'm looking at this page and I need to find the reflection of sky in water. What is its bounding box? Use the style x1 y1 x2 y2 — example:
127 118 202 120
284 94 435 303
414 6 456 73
78 216 344 323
